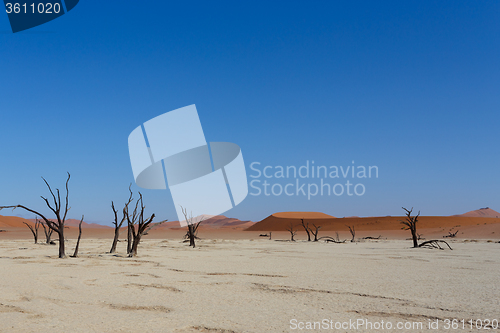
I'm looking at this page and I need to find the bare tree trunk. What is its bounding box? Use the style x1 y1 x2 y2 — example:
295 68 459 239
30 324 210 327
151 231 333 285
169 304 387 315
41 222 54 244
127 224 132 254
23 219 40 244
181 207 204 248
286 223 297 241
188 224 196 248
410 226 418 248
58 229 66 258
346 225 355 242
71 216 83 258
129 234 142 257
110 187 133 254
110 229 120 253
125 192 159 257
269 232 272 240
300 219 311 241
311 224 321 241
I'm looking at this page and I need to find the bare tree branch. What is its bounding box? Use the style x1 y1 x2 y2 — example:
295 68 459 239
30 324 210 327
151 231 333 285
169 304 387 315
71 215 84 257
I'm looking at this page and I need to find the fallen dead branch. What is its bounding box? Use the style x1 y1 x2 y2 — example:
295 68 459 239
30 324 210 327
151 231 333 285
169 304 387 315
418 240 452 250
362 235 382 240
319 236 347 243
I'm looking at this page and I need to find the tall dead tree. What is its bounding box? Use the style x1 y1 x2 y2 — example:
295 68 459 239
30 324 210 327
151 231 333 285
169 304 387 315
181 206 204 248
310 224 321 241
70 216 84 258
346 225 355 242
41 221 54 244
127 192 157 257
286 223 298 241
300 219 311 241
110 186 133 253
0 173 72 258
23 218 40 244
401 207 419 248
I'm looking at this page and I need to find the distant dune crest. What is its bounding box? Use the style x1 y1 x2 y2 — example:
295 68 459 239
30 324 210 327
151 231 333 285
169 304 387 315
272 212 335 219
458 207 500 218
247 208 500 232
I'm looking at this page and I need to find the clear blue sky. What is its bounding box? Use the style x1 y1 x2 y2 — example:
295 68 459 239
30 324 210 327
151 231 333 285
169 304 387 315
1 1 499 225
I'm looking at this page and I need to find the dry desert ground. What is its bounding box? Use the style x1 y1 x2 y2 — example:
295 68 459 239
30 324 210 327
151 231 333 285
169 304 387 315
0 236 499 332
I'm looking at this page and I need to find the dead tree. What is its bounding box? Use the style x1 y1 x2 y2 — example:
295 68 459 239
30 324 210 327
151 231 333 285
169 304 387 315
401 207 452 250
70 216 84 258
127 221 133 254
41 221 54 244
346 225 355 242
286 223 298 241
0 173 72 258
310 224 321 241
319 235 346 243
419 240 452 250
110 186 133 253
181 206 204 248
23 218 41 244
269 232 272 240
127 192 157 257
401 207 420 248
300 219 311 241
362 235 382 240
443 229 459 238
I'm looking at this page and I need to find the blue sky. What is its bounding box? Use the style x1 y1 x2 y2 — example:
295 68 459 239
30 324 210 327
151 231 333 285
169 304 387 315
0 1 499 225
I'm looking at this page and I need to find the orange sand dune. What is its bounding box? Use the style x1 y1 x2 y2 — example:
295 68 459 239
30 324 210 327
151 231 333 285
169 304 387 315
458 207 500 218
0 215 33 229
0 215 112 230
246 213 500 234
150 215 254 231
245 212 335 232
272 211 335 219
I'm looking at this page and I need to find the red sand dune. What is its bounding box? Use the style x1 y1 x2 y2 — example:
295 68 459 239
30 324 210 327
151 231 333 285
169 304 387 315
246 212 335 232
246 211 500 234
0 215 32 229
458 207 500 218
150 215 254 230
28 218 112 229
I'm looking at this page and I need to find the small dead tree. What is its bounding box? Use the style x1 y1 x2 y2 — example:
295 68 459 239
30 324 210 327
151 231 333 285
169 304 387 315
443 229 459 238
419 239 452 250
110 186 133 253
286 223 298 241
41 221 54 244
127 192 157 257
401 207 452 250
70 216 84 258
23 218 41 244
269 231 272 240
300 219 311 241
401 207 420 248
0 173 72 258
346 225 355 242
310 224 321 241
181 206 204 248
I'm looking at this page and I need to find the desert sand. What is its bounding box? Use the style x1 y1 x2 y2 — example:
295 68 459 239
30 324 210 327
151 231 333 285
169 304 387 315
0 237 499 333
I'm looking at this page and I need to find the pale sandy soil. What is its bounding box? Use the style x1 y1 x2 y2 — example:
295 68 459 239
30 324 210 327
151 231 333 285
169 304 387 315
0 238 499 333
